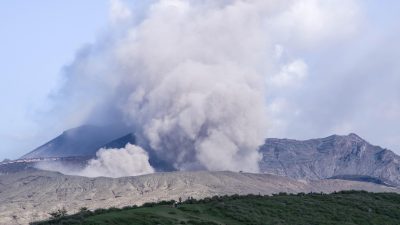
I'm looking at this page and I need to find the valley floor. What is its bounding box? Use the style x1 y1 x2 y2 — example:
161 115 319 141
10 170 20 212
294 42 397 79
33 191 400 225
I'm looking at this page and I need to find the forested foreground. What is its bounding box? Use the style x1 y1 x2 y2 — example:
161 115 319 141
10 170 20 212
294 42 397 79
32 191 400 225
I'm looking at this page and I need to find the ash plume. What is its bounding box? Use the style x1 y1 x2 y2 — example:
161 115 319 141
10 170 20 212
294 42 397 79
47 0 360 176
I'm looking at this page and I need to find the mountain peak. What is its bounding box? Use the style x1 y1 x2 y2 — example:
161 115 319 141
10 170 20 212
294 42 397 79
21 125 133 159
346 133 366 143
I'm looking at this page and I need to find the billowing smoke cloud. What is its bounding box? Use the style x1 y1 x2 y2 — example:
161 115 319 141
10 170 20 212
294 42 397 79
37 144 154 178
79 144 154 177
47 0 360 176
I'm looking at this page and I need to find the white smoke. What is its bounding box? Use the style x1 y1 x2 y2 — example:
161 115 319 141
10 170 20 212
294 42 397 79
36 144 154 178
49 0 360 175
79 144 154 177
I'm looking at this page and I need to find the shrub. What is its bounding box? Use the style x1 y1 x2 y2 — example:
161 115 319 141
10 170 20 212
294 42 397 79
142 202 157 207
48 207 67 219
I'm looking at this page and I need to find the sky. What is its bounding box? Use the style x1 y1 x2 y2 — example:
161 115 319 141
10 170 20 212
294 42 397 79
0 1 109 159
0 0 399 161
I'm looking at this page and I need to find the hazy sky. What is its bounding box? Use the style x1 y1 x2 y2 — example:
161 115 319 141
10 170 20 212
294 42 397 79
1 0 399 160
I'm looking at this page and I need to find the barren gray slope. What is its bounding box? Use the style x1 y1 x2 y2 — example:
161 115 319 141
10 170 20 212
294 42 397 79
260 133 400 186
0 170 398 225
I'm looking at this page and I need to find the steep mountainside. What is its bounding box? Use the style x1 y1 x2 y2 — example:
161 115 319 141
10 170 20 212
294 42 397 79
259 133 400 186
0 170 398 225
21 125 134 158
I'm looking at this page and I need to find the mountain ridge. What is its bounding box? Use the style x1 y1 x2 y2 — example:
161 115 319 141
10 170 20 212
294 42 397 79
12 126 400 187
259 133 400 186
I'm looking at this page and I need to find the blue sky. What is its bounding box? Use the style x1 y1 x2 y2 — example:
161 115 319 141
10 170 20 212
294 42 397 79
1 0 400 160
0 1 109 159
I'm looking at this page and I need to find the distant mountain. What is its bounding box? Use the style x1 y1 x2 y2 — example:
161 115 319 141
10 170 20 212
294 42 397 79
17 127 400 187
21 125 134 159
259 133 400 186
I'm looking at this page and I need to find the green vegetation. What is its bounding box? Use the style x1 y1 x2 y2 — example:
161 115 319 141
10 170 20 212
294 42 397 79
31 191 400 225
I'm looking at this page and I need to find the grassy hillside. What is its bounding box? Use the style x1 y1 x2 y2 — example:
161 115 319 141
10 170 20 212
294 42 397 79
32 191 400 225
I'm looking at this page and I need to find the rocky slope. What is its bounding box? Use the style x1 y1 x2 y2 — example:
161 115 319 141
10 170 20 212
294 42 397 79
0 170 398 225
259 133 400 186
